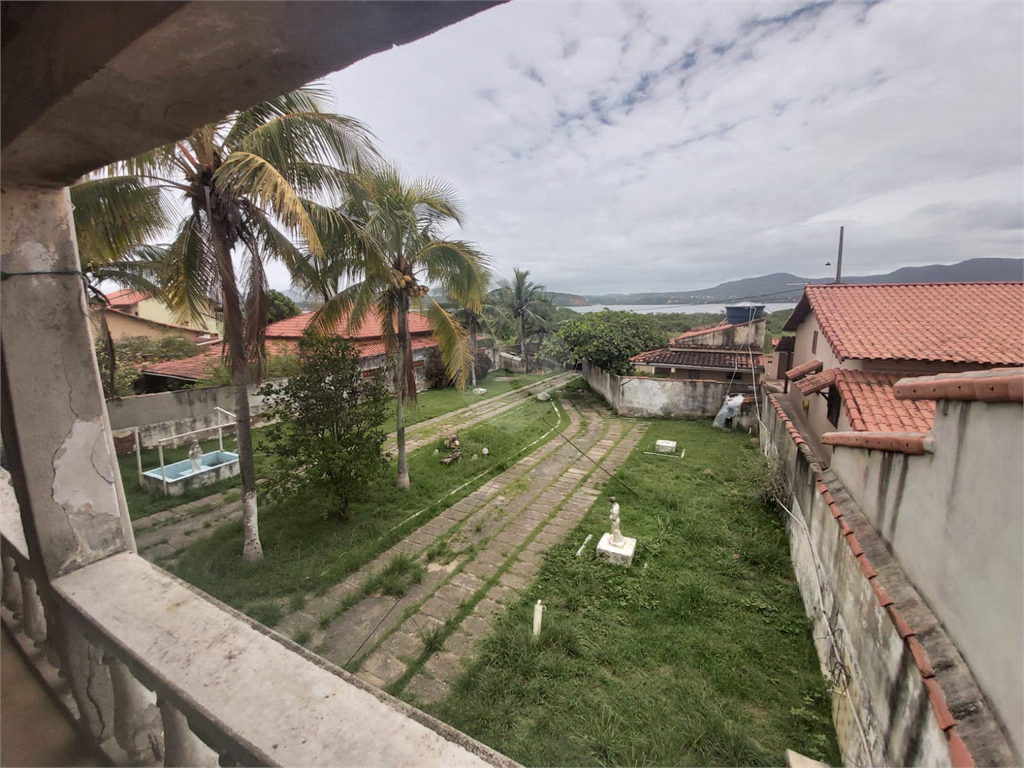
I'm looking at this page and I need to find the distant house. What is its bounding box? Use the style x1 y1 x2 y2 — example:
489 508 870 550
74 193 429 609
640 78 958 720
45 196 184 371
139 309 438 392
631 317 766 392
780 281 1024 458
91 305 215 342
106 288 223 336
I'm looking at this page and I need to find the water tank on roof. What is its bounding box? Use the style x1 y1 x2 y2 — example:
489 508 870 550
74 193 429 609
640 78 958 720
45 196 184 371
725 303 765 324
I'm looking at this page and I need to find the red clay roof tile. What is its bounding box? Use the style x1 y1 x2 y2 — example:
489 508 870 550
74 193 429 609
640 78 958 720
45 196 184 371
267 309 432 340
925 677 957 730
796 367 837 396
946 729 976 768
106 288 150 305
143 335 437 380
894 367 1024 403
783 282 1024 364
834 369 936 433
785 358 823 380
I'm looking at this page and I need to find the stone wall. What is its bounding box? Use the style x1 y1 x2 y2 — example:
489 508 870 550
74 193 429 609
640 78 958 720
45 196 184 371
761 394 1017 768
582 361 758 426
828 398 1023 759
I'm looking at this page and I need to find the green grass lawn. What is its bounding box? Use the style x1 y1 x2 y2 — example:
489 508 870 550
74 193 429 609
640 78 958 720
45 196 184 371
425 419 840 767
382 371 560 433
170 396 568 618
118 371 561 520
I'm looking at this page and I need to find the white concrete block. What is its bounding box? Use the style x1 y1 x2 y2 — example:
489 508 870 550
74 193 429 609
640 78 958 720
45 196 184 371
654 440 677 454
596 532 636 567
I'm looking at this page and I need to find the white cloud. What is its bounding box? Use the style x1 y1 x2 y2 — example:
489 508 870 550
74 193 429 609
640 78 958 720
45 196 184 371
263 0 1024 295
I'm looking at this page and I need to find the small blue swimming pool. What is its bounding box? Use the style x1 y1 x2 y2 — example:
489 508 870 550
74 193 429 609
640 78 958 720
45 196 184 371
141 451 240 495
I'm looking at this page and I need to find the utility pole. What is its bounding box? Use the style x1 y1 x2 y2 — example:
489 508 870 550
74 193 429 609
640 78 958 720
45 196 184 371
835 226 844 284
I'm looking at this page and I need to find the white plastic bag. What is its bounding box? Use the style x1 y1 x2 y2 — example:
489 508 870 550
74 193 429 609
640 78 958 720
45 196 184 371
712 394 745 429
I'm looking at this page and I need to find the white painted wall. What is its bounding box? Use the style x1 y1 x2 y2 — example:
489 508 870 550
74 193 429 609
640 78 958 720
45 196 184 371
829 399 1024 757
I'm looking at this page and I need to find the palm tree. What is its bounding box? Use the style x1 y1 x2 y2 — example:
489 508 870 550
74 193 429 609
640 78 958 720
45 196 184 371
489 268 555 370
94 84 376 561
71 175 173 396
315 164 490 490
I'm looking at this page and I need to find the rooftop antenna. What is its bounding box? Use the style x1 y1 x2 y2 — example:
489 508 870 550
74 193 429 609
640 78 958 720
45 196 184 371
835 226 844 284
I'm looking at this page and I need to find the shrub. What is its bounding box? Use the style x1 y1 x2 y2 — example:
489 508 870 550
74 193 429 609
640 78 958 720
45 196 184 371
258 330 390 519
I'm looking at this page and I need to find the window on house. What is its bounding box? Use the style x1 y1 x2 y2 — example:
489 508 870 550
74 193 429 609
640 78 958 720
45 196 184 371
811 331 818 354
826 384 841 427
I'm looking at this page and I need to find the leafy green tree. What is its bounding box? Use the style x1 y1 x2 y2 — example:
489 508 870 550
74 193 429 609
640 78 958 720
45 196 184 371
316 164 490 490
258 332 389 519
91 84 375 561
488 268 557 367
267 289 302 323
558 310 668 375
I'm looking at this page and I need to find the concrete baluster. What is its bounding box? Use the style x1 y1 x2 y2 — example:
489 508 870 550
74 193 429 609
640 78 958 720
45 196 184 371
61 612 115 741
1 553 23 618
159 697 220 768
18 568 47 648
105 654 162 763
40 597 64 671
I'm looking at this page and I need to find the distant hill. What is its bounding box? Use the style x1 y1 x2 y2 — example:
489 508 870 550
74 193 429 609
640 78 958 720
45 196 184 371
549 291 590 307
570 258 1023 306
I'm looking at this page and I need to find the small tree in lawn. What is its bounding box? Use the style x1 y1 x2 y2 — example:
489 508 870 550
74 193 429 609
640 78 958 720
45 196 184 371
258 330 390 519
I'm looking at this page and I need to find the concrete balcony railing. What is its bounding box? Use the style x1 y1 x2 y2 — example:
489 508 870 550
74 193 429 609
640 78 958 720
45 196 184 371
1 477 514 768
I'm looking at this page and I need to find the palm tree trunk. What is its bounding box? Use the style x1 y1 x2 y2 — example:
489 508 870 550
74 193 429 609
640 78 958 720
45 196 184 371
395 292 411 490
470 328 477 387
519 316 527 371
205 188 263 561
233 366 263 562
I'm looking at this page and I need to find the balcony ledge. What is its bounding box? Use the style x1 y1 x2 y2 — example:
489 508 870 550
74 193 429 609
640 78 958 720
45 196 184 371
52 552 517 768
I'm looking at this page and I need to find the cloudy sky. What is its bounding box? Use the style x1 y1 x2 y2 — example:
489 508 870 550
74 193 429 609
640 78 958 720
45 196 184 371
281 0 1022 296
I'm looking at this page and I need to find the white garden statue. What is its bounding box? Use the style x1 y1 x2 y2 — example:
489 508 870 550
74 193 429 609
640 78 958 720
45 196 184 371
597 495 636 567
188 440 203 474
609 497 625 545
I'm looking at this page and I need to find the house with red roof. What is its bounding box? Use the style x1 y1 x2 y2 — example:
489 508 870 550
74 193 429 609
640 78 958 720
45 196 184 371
631 317 766 389
780 282 1024 457
139 309 438 392
105 288 222 336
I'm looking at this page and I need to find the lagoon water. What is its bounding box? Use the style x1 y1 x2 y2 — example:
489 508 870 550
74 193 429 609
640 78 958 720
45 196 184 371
566 302 796 315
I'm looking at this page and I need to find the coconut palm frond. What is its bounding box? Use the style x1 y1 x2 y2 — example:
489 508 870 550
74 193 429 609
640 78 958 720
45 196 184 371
214 151 325 257
162 214 220 327
71 176 170 268
418 239 490 312
426 298 473 389
90 244 170 301
224 84 336 147
236 112 377 178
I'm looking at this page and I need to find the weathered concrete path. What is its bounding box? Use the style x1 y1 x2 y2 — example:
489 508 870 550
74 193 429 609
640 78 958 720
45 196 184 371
274 392 647 704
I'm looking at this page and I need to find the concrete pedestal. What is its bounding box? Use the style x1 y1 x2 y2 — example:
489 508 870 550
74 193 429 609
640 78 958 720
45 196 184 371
596 533 636 567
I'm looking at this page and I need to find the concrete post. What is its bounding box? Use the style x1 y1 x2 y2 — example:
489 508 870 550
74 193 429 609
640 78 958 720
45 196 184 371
0 187 127 580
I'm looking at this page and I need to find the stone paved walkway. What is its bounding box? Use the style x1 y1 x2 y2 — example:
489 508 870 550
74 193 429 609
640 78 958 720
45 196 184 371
385 371 575 455
275 392 647 705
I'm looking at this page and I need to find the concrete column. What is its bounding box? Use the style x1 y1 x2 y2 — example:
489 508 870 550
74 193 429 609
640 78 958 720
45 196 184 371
105 654 162 763
0 187 127 580
159 697 220 768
